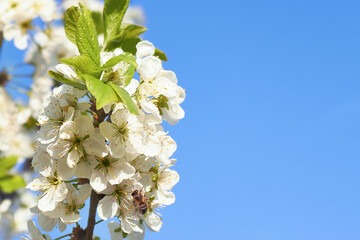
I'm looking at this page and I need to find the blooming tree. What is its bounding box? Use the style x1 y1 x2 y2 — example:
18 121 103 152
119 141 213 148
0 0 184 239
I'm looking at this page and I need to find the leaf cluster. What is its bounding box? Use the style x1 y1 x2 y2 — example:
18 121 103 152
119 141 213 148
0 156 25 193
49 0 167 114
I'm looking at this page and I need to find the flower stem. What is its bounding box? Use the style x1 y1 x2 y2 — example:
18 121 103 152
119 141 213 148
65 178 79 183
84 190 100 240
95 219 104 225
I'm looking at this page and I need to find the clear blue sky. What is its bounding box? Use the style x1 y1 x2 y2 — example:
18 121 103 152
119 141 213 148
3 0 360 239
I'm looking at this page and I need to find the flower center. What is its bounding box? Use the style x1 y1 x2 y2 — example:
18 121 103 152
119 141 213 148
114 122 128 139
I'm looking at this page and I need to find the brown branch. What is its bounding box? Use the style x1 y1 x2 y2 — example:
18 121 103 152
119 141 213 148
84 190 100 240
0 31 3 50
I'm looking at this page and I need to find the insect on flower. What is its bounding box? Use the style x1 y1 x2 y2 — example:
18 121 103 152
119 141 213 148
131 189 148 215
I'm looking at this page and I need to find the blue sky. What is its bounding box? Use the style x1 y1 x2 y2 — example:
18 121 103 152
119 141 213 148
3 0 360 239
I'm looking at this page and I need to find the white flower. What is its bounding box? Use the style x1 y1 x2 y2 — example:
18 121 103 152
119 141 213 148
48 115 107 168
26 157 72 212
136 40 186 125
90 152 136 193
32 0 57 22
145 211 162 232
2 1 35 49
153 167 179 206
108 221 125 240
155 133 177 166
100 109 144 159
108 221 145 240
97 179 142 226
38 211 66 233
55 64 83 84
24 220 52 240
45 183 91 224
123 6 145 26
37 96 75 145
63 0 103 12
136 41 155 64
29 76 53 118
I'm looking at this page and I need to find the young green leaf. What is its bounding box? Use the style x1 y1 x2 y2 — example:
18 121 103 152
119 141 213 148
48 70 87 90
109 82 139 114
117 37 141 55
0 174 25 193
103 0 130 45
77 3 100 66
60 55 98 76
120 23 147 39
0 156 18 175
155 48 168 61
103 24 146 51
64 6 80 45
100 53 137 71
82 74 118 109
91 11 104 35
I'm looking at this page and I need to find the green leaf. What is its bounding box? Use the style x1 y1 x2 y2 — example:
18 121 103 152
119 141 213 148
60 55 98 75
120 23 147 39
91 11 104 35
77 3 100 66
0 156 18 175
103 24 146 52
0 174 25 193
82 74 118 109
48 70 87 90
109 82 139 114
60 55 102 78
64 6 80 45
155 48 168 61
103 0 129 46
99 54 136 86
117 37 141 55
100 53 137 71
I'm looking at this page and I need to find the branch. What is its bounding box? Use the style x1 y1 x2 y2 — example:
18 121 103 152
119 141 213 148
0 31 3 51
84 190 100 240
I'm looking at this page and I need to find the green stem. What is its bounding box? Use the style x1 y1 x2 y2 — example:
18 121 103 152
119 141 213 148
95 219 104 225
65 178 79 183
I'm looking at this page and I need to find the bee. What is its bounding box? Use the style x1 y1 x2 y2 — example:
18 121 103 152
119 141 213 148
131 189 148 215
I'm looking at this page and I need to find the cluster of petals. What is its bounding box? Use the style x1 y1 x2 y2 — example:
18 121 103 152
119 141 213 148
0 0 57 49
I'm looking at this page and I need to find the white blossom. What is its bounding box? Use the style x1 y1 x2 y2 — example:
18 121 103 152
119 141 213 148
48 115 107 168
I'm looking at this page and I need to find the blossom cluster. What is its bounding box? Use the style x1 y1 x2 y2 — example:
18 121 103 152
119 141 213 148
0 0 147 238
26 39 185 239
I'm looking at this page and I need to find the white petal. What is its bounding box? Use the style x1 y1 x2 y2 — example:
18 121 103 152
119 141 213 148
154 186 175 205
27 220 45 239
38 213 57 232
99 121 116 139
60 211 81 224
76 184 92 204
55 64 78 80
55 182 69 202
97 195 119 220
138 56 162 82
38 187 58 212
145 212 162 232
107 160 135 185
136 40 155 59
26 178 48 192
108 221 124 240
67 149 80 168
90 169 108 193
